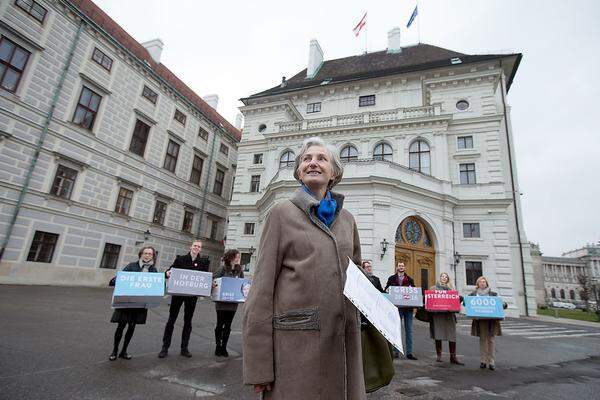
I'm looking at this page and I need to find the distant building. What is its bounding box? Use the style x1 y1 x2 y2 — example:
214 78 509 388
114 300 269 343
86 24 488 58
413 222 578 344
0 0 240 286
228 29 535 317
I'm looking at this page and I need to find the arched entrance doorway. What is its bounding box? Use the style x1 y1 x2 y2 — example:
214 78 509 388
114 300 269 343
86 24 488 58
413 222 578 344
395 217 436 291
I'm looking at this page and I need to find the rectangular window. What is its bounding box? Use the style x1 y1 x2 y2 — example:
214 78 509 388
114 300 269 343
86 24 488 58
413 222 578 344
72 86 102 130
210 219 218 240
163 140 180 173
250 175 260 193
213 168 225 196
459 163 476 184
241 252 251 271
220 143 229 156
152 200 167 225
182 210 194 232
50 164 78 199
457 136 473 150
15 0 47 24
198 127 209 141
141 85 158 104
465 261 483 285
114 187 133 215
100 243 121 269
244 223 255 235
307 102 321 113
253 153 263 164
190 155 204 185
463 223 481 238
129 119 150 157
27 231 58 263
359 95 376 107
91 47 113 72
174 109 186 125
0 37 31 93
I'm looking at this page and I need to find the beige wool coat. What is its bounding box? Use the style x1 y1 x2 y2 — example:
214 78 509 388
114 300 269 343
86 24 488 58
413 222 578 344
243 189 366 400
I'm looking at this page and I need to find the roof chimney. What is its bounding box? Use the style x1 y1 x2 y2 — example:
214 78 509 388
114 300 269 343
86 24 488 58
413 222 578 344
141 38 164 63
306 39 324 79
387 27 402 54
235 113 243 129
202 94 219 110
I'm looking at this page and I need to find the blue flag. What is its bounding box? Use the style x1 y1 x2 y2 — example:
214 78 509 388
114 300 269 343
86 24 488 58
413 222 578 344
407 5 418 28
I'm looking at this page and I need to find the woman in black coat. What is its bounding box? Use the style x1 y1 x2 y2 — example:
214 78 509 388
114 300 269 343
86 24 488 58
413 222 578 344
213 249 243 357
109 246 158 361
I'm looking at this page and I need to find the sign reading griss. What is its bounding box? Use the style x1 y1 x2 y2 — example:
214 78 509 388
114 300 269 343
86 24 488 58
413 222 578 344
388 286 423 307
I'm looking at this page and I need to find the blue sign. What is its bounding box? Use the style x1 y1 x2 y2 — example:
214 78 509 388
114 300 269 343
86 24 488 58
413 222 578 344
212 277 251 303
464 296 504 319
113 271 164 305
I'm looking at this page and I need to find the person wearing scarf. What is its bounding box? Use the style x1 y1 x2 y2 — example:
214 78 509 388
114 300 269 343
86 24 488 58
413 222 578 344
384 262 418 360
243 137 367 399
109 246 158 361
429 272 463 365
470 276 507 371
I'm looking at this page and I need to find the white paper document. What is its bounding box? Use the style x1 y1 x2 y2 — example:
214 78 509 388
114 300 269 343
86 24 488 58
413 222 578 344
343 258 403 354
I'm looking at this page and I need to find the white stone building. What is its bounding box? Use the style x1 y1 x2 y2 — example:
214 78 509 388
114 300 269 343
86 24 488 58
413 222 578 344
227 30 536 317
0 0 240 286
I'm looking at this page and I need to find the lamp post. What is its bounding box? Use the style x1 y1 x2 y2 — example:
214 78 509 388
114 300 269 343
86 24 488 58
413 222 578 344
135 229 151 246
380 238 389 260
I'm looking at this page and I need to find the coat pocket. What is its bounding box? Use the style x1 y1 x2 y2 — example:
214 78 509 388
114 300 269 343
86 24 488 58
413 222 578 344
273 307 320 330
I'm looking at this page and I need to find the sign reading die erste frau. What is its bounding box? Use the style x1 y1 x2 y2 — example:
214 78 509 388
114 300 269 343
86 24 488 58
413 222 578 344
424 290 461 312
167 268 213 297
388 286 423 307
112 271 164 308
464 296 505 319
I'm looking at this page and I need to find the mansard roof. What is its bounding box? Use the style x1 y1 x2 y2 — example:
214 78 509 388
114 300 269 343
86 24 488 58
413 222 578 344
244 43 521 102
69 0 241 141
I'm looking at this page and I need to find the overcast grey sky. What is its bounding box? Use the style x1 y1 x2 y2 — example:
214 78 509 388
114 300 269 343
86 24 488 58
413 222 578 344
94 0 600 256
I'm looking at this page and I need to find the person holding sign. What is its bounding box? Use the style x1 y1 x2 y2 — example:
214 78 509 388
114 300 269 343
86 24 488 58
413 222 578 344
213 249 244 357
384 262 418 360
158 239 209 358
429 272 463 365
109 246 158 361
470 276 507 371
243 137 366 399
362 261 384 293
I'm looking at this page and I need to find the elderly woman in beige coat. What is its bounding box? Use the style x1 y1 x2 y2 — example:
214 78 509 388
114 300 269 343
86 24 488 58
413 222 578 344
243 137 365 400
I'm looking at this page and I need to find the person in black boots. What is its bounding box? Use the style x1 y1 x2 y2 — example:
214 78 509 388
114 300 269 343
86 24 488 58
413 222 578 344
158 239 209 358
385 262 418 360
109 246 158 361
213 249 243 357
362 260 384 292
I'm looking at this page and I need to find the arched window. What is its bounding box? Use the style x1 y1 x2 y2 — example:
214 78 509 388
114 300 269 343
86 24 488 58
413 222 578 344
551 288 556 298
560 289 565 299
569 290 575 300
279 150 295 168
373 142 392 161
409 139 431 175
340 145 358 162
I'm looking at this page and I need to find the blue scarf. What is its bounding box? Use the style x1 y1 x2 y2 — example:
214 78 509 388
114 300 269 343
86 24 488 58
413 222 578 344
303 185 338 227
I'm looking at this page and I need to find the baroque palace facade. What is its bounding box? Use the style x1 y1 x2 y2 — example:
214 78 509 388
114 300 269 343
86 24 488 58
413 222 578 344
0 0 240 286
228 29 536 317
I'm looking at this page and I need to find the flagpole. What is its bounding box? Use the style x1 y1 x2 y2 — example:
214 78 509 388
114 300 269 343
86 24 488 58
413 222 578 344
365 19 368 53
417 0 421 44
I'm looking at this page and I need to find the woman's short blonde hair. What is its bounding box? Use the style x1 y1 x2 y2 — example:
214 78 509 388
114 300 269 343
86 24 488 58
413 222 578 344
438 272 454 289
293 136 344 189
475 276 489 288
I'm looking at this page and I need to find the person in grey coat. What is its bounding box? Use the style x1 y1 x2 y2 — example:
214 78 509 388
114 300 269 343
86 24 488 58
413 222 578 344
213 248 244 357
429 272 464 365
109 246 158 361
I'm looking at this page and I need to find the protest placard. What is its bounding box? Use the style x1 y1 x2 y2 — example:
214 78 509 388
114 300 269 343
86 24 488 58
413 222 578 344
388 286 423 307
167 268 212 296
211 277 252 303
424 290 461 312
343 258 403 353
111 271 164 309
464 296 505 319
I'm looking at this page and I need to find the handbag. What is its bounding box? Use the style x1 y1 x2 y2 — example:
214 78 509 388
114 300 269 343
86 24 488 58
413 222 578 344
415 307 430 322
108 276 116 287
361 319 394 393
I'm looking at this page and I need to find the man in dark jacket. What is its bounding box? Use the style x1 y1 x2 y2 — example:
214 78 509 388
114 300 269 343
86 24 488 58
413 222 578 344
385 262 417 360
158 239 209 358
362 260 384 292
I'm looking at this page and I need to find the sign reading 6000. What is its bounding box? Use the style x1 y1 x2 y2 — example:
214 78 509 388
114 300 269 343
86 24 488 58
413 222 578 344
464 295 505 319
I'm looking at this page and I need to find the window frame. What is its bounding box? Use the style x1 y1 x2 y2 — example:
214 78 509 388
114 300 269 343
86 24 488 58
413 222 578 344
114 187 134 216
250 174 260 193
457 135 474 150
182 210 194 233
163 139 180 173
409 139 431 174
189 154 204 185
129 119 151 157
0 36 31 93
72 86 102 130
173 109 187 126
459 162 477 184
14 0 47 24
219 143 229 156
26 231 58 263
463 222 481 239
99 243 121 269
253 153 263 164
340 145 358 162
198 127 209 141
141 85 158 104
50 164 78 199
209 219 219 240
306 102 322 114
244 222 255 235
465 260 483 286
152 200 167 225
373 142 393 161
213 168 225 196
359 94 376 107
279 150 295 169
91 47 113 72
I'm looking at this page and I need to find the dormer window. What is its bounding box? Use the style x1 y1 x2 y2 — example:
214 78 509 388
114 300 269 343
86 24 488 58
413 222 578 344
307 102 321 114
359 95 376 107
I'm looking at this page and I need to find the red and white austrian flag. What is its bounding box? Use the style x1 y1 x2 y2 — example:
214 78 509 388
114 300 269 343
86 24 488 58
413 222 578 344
353 12 367 37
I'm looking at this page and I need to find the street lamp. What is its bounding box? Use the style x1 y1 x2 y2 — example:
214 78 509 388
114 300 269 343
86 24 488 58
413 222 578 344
380 238 389 260
135 229 151 246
